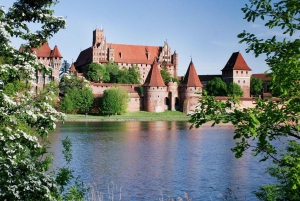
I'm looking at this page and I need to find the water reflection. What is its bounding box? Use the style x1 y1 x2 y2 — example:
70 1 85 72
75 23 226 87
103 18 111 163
49 121 272 200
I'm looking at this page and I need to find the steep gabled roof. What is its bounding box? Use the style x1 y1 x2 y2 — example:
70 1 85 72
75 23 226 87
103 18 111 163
70 62 76 72
222 52 251 71
143 61 166 87
32 43 52 57
109 43 160 64
181 61 203 87
50 45 63 58
75 47 93 67
252 73 271 81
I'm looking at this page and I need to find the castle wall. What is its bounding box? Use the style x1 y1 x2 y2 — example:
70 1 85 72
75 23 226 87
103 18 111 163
180 86 202 114
143 86 168 112
91 83 143 112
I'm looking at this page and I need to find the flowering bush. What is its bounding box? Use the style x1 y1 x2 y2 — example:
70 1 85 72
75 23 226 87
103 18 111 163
0 1 84 200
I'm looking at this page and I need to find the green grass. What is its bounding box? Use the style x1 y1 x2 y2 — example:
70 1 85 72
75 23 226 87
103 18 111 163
65 111 190 122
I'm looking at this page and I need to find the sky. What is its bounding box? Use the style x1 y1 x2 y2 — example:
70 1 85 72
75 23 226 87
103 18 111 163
1 0 277 76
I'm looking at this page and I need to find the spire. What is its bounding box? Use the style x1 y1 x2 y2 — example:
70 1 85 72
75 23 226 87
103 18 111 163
222 52 251 71
143 60 166 87
50 45 63 58
181 61 203 87
70 62 76 72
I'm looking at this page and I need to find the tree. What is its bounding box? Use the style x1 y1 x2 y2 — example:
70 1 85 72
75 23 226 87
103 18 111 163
160 69 172 83
70 88 94 114
0 1 85 200
104 61 120 83
59 60 70 80
118 65 141 84
86 62 109 82
59 74 90 93
60 74 94 114
190 1 300 200
250 77 263 97
205 77 227 96
227 82 244 97
100 87 129 115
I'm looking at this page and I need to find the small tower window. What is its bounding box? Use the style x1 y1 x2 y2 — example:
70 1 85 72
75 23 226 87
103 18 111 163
236 71 238 74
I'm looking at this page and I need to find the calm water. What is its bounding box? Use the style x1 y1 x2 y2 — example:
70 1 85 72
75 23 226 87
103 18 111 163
49 121 272 200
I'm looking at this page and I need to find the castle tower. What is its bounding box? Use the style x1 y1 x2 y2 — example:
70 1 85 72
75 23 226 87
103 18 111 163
92 29 107 62
180 60 203 114
172 50 178 77
25 43 63 92
93 29 104 46
221 52 252 97
50 45 63 84
69 62 77 76
143 61 168 112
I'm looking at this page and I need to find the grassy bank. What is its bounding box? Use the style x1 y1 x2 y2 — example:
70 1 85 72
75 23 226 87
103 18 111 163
64 111 190 122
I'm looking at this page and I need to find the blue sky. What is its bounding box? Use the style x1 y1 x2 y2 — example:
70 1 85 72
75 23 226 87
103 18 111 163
2 0 274 76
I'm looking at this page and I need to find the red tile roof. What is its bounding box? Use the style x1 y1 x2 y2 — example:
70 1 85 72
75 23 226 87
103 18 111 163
70 63 76 72
143 61 166 87
222 52 251 71
50 45 63 58
181 61 203 87
32 43 52 57
252 73 271 81
109 43 160 64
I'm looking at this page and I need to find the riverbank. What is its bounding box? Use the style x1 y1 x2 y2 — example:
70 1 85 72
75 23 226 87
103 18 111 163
64 111 191 122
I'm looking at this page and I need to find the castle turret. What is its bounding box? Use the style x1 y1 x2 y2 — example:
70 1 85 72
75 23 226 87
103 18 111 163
180 60 203 114
221 52 252 97
50 45 63 83
69 62 77 76
143 61 168 112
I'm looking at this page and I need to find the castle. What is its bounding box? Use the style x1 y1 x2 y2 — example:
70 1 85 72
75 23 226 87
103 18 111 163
20 44 63 92
31 29 259 114
71 29 254 113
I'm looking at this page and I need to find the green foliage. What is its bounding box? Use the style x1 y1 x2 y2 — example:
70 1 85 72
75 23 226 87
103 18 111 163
0 1 86 200
60 75 94 114
100 87 129 115
205 77 227 96
190 1 300 200
118 65 141 84
60 95 74 113
160 69 172 83
59 74 89 93
160 69 179 84
86 62 109 82
250 76 263 96
227 82 244 97
104 61 120 83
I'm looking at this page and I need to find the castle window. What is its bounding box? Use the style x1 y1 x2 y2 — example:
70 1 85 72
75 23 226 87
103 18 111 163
236 71 238 74
158 95 159 97
243 80 245 83
241 71 243 74
246 71 248 74
238 80 240 83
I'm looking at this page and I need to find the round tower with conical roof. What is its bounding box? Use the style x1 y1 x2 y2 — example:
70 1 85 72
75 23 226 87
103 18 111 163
143 61 168 112
180 60 203 114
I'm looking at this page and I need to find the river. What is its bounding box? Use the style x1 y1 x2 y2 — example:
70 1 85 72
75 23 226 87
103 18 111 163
49 121 272 200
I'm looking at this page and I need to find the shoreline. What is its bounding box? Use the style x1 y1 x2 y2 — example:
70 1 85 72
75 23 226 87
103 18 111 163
63 111 191 122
